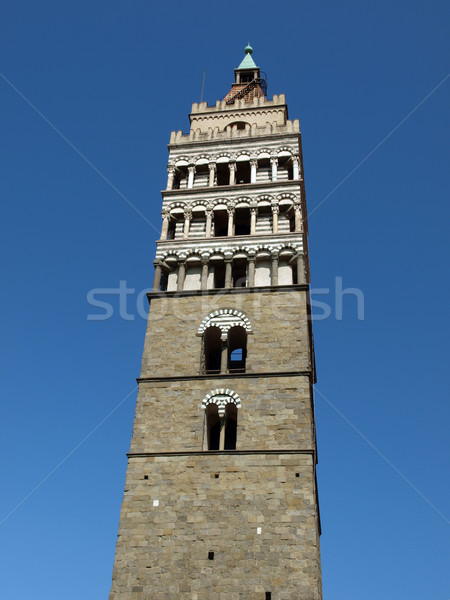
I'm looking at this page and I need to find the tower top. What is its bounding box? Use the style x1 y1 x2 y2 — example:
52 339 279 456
236 44 258 70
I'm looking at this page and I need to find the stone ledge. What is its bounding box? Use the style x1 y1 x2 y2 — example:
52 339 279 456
146 283 310 301
127 449 316 458
137 370 313 383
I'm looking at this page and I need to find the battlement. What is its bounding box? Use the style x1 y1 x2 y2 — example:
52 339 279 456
190 93 286 113
170 117 299 145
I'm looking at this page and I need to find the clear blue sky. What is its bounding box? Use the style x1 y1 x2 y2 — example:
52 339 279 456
0 1 449 598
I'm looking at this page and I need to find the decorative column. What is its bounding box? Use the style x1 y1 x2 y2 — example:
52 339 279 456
220 336 228 374
227 206 235 236
201 257 209 290
270 156 278 181
271 253 279 286
205 208 213 238
177 259 186 291
187 165 195 189
152 260 162 291
224 258 233 288
219 416 226 449
160 213 169 240
250 158 258 183
166 165 175 190
250 206 258 235
272 204 279 233
297 254 306 284
292 155 300 180
183 210 192 239
294 204 302 232
208 162 216 186
248 255 256 287
229 162 237 185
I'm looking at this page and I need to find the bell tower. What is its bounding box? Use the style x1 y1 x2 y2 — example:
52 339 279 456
110 46 322 600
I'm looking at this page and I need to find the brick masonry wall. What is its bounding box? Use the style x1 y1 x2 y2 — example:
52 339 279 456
109 453 322 600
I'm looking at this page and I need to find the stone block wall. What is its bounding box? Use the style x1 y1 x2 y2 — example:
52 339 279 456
130 375 314 453
140 289 312 378
109 453 322 600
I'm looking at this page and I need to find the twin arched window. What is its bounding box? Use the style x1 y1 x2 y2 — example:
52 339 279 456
199 310 252 375
202 390 241 451
203 325 247 374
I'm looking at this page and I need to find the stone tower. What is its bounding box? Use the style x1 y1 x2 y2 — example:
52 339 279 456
109 46 322 600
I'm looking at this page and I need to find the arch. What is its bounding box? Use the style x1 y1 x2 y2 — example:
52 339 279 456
225 121 250 131
202 388 241 416
227 326 247 373
198 309 252 336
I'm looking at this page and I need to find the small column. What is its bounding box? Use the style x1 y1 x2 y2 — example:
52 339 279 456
183 211 192 239
229 162 237 185
152 261 162 291
201 258 209 290
177 260 186 291
220 338 228 374
227 207 235 236
292 156 300 180
208 162 216 186
248 256 256 287
270 157 278 182
294 204 302 232
297 254 306 284
187 165 195 189
271 253 279 286
219 416 226 449
272 204 279 233
250 159 258 183
205 209 213 238
250 206 258 235
224 259 233 288
160 213 169 240
166 165 175 190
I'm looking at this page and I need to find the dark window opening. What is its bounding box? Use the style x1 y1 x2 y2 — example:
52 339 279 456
173 166 188 189
214 210 228 237
144 475 148 480
203 327 221 374
224 404 237 450
216 163 230 186
206 405 220 450
232 258 247 287
234 207 251 236
214 473 219 479
292 263 298 285
236 161 251 184
228 326 247 372
265 593 272 600
240 73 254 83
213 261 225 288
208 551 215 560
295 473 300 478
167 219 176 240
159 270 168 291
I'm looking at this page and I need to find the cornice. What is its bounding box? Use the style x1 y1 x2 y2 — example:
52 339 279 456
161 178 303 197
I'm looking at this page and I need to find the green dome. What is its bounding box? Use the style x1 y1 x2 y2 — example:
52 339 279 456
244 44 253 54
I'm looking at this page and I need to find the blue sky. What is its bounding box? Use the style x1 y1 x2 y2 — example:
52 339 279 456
0 1 449 598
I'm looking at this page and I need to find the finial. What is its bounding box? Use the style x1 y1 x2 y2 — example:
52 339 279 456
244 43 253 55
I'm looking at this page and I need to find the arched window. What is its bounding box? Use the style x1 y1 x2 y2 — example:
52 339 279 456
199 310 252 374
203 327 221 374
202 389 241 450
227 326 247 373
